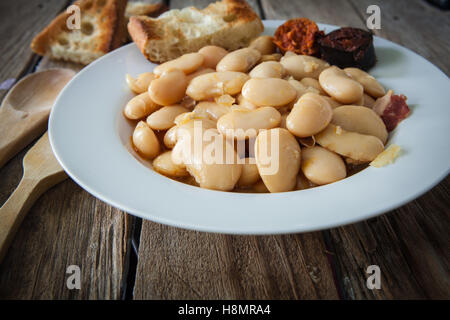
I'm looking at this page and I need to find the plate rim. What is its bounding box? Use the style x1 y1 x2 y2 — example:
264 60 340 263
49 20 450 235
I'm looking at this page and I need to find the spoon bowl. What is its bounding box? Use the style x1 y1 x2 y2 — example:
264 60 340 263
0 68 75 168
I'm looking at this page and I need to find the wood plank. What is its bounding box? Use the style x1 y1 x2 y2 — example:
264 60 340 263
262 0 450 74
259 0 450 299
0 0 166 299
133 222 339 299
0 54 134 299
348 0 450 75
260 0 366 28
133 0 338 300
133 0 450 300
260 0 450 300
0 178 134 299
0 0 71 103
324 177 450 299
316 0 450 300
11 0 442 300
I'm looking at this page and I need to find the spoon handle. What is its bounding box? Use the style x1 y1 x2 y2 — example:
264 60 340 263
0 173 66 263
0 178 40 263
0 107 48 168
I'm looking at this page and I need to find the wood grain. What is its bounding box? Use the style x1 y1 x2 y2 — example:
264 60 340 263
259 0 450 299
133 0 450 300
0 0 71 103
348 0 450 75
0 133 67 263
0 178 133 299
133 223 339 299
0 53 133 298
316 0 450 299
0 69 75 168
133 0 338 300
324 176 450 299
261 0 366 28
0 0 448 300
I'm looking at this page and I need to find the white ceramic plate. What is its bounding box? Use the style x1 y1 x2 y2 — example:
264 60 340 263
49 21 450 234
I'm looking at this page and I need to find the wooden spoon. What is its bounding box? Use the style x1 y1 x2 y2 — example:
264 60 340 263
0 132 67 263
0 68 75 168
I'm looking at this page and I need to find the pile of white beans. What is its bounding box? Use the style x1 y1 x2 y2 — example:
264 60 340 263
124 35 389 193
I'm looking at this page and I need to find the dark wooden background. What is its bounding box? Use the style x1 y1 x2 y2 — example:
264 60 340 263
0 0 448 299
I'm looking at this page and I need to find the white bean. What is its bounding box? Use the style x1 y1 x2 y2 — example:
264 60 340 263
319 66 363 104
216 48 261 72
153 52 204 75
281 55 329 80
331 105 388 144
193 101 230 121
362 93 376 108
260 53 282 62
315 124 384 162
153 151 188 177
255 128 301 193
286 92 333 137
217 107 281 140
146 105 190 130
186 71 250 100
301 146 346 185
126 72 156 94
249 61 286 79
249 35 276 55
123 92 160 120
198 46 228 69
149 69 188 106
132 121 160 159
186 67 215 83
164 125 178 149
242 78 297 108
237 159 260 187
236 94 258 110
174 129 242 191
344 67 385 98
321 96 343 109
300 77 326 95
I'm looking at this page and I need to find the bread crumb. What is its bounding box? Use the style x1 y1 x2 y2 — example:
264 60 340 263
370 144 401 168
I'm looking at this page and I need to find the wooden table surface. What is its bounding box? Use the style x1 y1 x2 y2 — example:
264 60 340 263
0 0 449 300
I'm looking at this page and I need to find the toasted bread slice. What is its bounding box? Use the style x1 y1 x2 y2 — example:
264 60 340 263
125 1 167 19
128 0 264 63
31 0 128 65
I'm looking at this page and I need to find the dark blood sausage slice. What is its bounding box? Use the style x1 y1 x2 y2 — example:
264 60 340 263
273 18 324 56
373 90 410 131
318 27 376 70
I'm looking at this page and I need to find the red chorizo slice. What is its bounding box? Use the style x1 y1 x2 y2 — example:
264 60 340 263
273 18 324 56
373 90 411 131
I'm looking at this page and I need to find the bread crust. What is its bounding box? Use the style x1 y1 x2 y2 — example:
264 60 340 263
127 16 155 61
128 0 264 63
31 0 128 64
109 0 128 51
219 0 262 24
31 9 72 56
125 2 168 18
